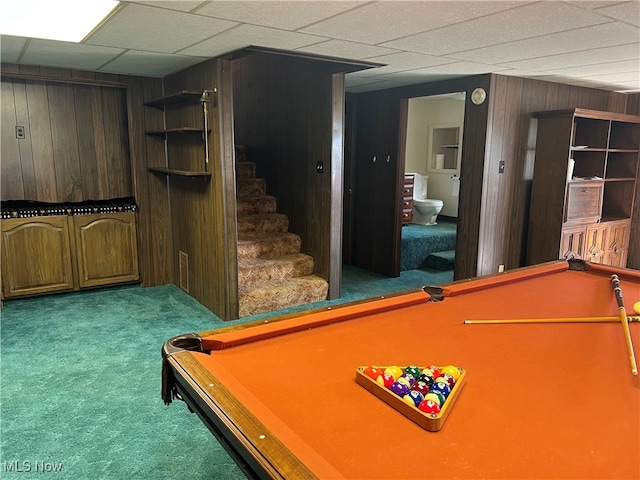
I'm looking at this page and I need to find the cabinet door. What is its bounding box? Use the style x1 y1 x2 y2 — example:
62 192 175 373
584 224 607 264
1 217 75 297
559 225 587 260
73 213 139 288
604 220 630 268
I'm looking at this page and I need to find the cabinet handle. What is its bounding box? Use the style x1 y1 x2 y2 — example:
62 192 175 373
386 155 391 163
372 155 376 162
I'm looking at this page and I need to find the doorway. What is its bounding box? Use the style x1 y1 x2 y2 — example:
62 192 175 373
401 92 465 278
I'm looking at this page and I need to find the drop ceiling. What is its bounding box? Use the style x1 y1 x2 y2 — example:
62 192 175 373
1 0 639 93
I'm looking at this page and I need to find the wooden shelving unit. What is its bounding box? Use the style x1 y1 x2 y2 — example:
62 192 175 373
526 108 640 268
144 90 210 176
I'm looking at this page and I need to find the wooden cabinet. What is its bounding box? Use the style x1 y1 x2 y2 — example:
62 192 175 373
73 213 139 288
402 175 414 225
1 216 75 297
144 90 211 178
1 212 139 298
527 109 639 268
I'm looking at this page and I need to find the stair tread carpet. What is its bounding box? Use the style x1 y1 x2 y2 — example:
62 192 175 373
237 213 289 238
238 253 315 289
239 275 329 317
236 195 277 216
237 232 302 260
425 250 455 271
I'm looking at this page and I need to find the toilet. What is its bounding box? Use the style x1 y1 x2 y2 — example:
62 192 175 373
411 173 443 225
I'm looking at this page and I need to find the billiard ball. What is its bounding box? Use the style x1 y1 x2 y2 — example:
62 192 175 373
404 365 421 379
634 301 640 315
377 373 396 388
418 373 434 387
411 381 430 396
440 365 461 380
397 376 413 388
402 390 424 407
425 391 445 406
431 381 451 398
363 366 384 381
418 399 441 414
438 373 456 388
390 381 410 397
384 366 403 380
427 365 441 378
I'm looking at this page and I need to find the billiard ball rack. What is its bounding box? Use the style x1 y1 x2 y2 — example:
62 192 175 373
356 365 466 432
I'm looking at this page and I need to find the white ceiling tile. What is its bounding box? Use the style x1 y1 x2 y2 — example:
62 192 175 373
20 39 124 71
1 35 27 63
85 3 237 53
300 1 525 45
125 1 204 12
296 40 398 60
382 1 614 55
196 1 364 31
98 50 204 76
363 51 457 74
500 43 640 71
178 24 327 57
389 61 509 77
583 70 640 82
593 1 640 26
547 59 640 76
448 22 639 64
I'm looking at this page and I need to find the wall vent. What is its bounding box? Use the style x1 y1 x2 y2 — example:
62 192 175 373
179 251 189 293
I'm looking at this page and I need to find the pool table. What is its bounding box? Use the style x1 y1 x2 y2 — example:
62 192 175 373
162 260 640 479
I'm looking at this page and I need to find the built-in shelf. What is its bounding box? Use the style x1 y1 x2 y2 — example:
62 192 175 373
144 90 202 110
148 167 211 178
145 127 206 137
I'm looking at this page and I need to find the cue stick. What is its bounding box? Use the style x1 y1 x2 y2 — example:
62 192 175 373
611 274 638 376
464 316 640 325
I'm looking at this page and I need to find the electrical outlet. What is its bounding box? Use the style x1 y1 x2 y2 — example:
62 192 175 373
316 161 324 173
15 126 25 139
498 264 505 273
498 160 505 174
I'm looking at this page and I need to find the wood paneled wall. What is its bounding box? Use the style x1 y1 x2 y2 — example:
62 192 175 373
1 72 131 202
350 75 492 280
482 75 634 273
162 58 239 319
1 63 172 289
349 73 636 280
231 52 349 298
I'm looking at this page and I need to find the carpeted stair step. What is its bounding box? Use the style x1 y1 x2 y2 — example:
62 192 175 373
237 213 289 239
238 253 315 289
237 178 267 197
239 275 329 317
236 161 256 179
236 195 277 216
424 250 455 271
237 232 302 260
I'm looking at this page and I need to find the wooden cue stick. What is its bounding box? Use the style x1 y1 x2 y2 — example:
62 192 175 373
611 274 638 376
464 316 640 325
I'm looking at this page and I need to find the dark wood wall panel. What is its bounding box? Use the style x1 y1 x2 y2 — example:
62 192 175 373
2 63 172 289
482 75 630 275
123 75 172 288
163 59 237 319
1 73 132 203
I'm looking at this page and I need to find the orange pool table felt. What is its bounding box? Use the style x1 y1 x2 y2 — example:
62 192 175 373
163 261 640 479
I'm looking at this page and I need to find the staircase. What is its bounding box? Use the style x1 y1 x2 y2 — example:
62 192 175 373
235 146 329 317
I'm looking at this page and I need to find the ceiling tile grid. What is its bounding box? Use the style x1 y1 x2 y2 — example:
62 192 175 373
0 0 638 92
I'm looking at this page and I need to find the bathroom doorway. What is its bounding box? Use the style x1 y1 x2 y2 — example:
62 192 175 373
401 92 465 279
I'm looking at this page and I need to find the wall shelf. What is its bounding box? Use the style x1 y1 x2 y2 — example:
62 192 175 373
145 127 206 137
148 167 211 178
144 90 202 110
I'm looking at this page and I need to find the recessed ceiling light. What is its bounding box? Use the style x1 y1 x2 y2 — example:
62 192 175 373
0 0 118 43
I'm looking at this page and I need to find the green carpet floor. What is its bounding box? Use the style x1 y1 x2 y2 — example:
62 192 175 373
401 222 457 271
0 266 452 479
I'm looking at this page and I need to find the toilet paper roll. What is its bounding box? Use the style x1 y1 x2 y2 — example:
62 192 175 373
435 154 445 170
451 176 460 197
